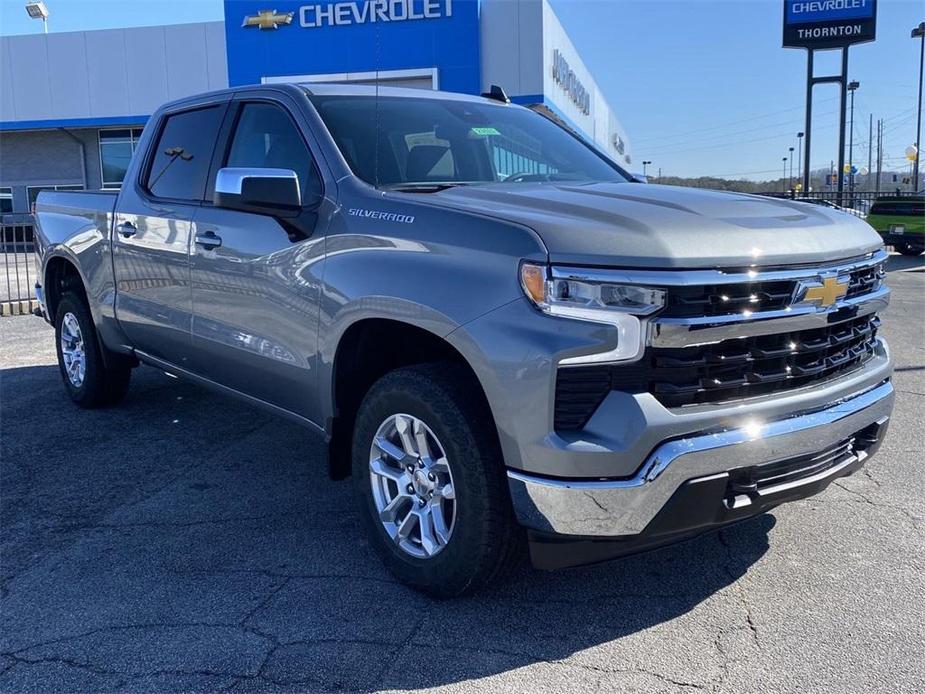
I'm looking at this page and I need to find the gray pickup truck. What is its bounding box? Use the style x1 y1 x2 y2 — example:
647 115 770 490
34 83 894 597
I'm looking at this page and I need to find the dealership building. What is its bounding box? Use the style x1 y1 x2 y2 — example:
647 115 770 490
0 0 633 219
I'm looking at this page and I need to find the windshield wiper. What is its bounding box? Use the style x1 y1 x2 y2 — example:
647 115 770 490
382 182 472 193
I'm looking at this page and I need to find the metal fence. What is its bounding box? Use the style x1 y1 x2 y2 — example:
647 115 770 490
759 190 918 219
1 222 38 315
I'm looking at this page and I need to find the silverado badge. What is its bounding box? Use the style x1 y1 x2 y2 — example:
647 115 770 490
242 9 294 30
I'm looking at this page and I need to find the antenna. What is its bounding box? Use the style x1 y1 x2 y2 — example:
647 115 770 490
374 22 381 189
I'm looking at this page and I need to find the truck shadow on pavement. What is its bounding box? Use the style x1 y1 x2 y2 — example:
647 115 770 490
1 363 772 692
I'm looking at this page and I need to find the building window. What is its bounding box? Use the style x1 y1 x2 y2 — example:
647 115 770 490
27 184 84 209
0 187 12 214
99 128 143 189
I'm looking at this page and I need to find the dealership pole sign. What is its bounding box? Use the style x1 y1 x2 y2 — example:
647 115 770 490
784 0 877 203
783 0 876 49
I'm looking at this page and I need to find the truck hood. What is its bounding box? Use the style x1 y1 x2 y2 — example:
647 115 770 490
428 182 883 268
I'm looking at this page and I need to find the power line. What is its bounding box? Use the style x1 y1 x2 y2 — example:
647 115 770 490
641 111 837 156
631 96 839 146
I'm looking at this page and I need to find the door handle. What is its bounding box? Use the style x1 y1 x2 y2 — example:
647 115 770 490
194 231 222 250
116 221 137 238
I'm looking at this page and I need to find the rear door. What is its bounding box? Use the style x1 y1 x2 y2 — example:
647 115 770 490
112 100 228 364
186 95 330 422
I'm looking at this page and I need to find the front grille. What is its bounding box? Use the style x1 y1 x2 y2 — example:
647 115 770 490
662 261 884 318
648 314 879 407
553 314 880 430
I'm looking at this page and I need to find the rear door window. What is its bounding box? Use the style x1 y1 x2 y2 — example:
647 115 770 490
146 105 225 202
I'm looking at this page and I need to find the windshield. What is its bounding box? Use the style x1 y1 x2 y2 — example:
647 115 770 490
309 95 629 189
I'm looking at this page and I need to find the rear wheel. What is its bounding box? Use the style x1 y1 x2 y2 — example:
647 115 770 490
54 292 131 408
352 363 523 597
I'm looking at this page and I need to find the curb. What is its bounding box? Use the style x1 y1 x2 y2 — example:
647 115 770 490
0 299 39 317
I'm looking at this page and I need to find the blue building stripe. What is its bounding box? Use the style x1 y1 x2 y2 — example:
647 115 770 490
0 115 149 132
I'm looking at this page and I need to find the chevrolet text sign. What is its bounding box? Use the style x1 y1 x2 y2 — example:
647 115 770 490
299 0 453 27
783 0 877 49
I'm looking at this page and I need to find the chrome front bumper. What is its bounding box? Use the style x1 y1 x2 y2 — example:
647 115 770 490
508 379 894 537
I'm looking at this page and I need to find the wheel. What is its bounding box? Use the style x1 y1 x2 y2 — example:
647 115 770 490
54 292 132 408
352 363 523 597
897 244 923 256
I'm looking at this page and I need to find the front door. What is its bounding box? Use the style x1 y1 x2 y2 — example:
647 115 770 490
187 99 329 423
112 102 228 365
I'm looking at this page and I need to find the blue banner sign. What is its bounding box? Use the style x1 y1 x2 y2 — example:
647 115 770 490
783 0 877 49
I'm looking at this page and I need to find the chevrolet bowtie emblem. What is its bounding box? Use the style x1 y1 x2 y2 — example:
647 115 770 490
798 276 849 308
242 9 294 30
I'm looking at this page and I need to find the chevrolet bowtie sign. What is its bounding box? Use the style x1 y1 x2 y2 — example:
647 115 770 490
243 0 454 30
242 10 294 29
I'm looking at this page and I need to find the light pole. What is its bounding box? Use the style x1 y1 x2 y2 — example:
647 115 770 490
912 22 925 191
782 157 788 193
642 160 652 177
797 132 804 189
24 1 49 33
847 81 859 199
788 146 795 191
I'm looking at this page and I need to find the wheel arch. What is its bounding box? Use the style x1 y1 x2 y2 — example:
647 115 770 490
326 317 501 480
44 252 88 321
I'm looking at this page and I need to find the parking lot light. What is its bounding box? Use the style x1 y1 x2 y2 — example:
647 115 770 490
24 2 49 33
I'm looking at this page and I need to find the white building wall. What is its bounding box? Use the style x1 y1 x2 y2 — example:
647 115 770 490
479 0 544 97
480 0 632 167
0 22 228 125
540 0 632 165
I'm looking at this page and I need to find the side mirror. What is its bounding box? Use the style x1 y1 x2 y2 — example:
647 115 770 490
214 168 302 215
630 173 648 184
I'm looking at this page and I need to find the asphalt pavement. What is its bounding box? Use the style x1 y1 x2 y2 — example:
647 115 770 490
1 255 923 693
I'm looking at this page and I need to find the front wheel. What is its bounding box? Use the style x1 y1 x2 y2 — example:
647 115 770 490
352 364 523 597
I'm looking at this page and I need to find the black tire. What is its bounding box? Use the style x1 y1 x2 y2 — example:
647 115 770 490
54 292 132 408
897 245 923 256
352 363 524 598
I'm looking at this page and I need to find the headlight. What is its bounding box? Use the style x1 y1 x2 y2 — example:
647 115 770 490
520 263 665 316
520 263 665 364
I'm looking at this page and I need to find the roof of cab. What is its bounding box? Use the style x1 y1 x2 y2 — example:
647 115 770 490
154 81 517 117
297 82 511 105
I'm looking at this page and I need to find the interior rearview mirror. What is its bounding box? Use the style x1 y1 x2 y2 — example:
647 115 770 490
214 167 302 215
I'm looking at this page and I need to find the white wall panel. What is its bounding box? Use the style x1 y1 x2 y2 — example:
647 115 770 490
85 29 130 118
165 24 211 100
7 34 53 120
125 27 170 114
204 22 229 90
0 22 227 125
46 31 91 119
0 40 17 121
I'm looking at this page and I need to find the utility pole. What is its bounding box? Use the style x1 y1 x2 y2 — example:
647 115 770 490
867 113 872 192
847 81 859 201
657 167 661 182
797 132 804 188
875 119 882 194
782 157 788 193
912 22 925 190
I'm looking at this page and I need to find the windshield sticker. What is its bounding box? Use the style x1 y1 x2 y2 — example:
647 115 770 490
348 208 415 224
470 127 501 137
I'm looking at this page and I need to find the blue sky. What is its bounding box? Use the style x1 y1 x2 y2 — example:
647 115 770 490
0 0 921 180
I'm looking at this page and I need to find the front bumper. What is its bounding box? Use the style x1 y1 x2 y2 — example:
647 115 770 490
508 379 893 565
